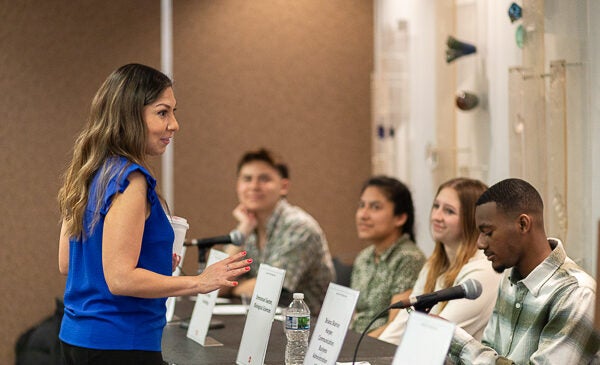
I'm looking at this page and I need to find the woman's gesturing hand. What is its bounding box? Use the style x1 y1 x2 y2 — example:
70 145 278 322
196 250 253 294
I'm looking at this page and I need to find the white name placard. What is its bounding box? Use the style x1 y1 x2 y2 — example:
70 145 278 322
305 283 360 365
236 264 286 365
186 249 229 346
392 311 455 365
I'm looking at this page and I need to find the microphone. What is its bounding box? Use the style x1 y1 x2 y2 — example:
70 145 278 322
391 278 482 311
351 279 482 364
184 230 244 248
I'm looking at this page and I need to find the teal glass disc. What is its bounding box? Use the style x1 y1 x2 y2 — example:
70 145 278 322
515 24 524 49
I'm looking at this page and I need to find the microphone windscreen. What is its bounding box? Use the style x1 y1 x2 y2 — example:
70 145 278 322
230 230 244 246
462 279 482 300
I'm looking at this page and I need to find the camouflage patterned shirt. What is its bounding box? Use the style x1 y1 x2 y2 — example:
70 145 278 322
243 199 335 314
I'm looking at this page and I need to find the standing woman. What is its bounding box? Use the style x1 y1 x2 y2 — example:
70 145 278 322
350 176 426 334
378 177 501 345
57 64 251 365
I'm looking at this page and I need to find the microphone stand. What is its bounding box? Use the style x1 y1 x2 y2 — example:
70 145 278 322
352 282 481 363
352 306 392 365
351 302 431 364
181 241 219 271
197 245 210 274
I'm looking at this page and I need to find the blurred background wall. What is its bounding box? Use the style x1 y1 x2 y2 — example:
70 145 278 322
0 1 373 363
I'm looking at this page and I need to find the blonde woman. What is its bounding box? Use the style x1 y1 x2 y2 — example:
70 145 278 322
377 178 501 344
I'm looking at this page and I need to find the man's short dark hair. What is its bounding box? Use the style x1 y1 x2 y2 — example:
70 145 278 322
236 148 289 179
476 178 543 217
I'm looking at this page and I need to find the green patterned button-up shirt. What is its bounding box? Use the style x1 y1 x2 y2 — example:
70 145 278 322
350 234 426 332
448 239 600 364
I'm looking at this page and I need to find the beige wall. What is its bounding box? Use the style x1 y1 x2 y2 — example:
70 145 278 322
0 0 372 363
172 0 373 269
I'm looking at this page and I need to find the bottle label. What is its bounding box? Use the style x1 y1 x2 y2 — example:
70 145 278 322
285 315 310 330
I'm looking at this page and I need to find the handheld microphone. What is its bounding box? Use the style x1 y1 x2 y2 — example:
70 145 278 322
184 230 244 248
391 278 482 311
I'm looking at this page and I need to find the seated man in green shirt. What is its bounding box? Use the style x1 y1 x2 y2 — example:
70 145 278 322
448 178 600 364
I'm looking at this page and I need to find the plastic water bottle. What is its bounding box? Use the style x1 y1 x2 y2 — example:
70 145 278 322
284 293 310 365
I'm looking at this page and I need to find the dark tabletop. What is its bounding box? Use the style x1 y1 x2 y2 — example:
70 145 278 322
162 298 397 365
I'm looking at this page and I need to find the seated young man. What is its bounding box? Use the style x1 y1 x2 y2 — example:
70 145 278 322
448 178 599 364
223 148 335 314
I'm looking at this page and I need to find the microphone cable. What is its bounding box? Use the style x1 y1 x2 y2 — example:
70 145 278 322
351 304 403 365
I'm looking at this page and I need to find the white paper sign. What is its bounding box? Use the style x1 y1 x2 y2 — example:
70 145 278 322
305 283 360 365
236 264 286 365
186 249 229 346
392 311 455 365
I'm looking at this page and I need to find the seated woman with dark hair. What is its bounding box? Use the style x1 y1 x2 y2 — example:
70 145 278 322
350 176 426 334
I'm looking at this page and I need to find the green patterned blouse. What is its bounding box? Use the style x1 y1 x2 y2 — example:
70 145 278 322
350 234 426 333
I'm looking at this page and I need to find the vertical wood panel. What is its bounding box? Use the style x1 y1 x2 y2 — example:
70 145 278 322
596 219 600 329
433 0 457 187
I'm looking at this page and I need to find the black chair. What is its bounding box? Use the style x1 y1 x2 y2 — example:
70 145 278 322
332 256 353 287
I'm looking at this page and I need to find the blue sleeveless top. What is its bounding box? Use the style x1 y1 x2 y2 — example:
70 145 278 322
60 156 174 351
